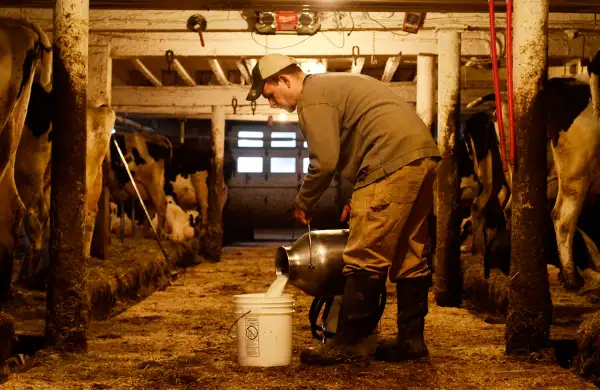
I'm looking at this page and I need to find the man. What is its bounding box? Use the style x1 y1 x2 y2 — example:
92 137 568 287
246 54 441 365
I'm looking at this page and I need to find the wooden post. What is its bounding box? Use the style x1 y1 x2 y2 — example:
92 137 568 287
204 105 226 261
46 0 90 352
89 44 111 260
433 30 463 308
506 0 552 355
417 54 435 129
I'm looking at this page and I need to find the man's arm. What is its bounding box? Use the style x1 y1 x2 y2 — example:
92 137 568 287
295 102 343 212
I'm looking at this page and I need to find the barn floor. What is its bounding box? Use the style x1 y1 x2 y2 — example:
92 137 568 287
2 243 598 390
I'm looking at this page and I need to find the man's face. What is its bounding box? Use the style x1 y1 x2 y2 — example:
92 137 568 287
262 76 298 113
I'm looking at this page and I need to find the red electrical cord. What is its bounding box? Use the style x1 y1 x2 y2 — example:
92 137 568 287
506 0 515 166
487 0 508 172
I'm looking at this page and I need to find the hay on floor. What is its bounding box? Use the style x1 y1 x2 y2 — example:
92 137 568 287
461 253 509 316
0 312 15 366
573 311 600 385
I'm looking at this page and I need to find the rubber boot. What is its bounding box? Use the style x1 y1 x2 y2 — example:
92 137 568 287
300 273 386 366
375 275 430 361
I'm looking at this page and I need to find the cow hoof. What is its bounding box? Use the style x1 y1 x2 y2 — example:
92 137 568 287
560 270 584 291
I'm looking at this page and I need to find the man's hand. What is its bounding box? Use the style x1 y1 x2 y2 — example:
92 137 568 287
340 203 351 223
294 204 312 225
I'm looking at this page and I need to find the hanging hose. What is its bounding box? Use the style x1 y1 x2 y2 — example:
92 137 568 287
487 0 509 172
506 0 516 166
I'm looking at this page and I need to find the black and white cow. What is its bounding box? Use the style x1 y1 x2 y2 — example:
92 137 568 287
0 18 51 298
164 139 236 234
108 133 235 240
108 132 172 238
463 50 600 289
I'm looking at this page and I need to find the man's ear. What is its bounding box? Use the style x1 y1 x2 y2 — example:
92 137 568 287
280 75 292 88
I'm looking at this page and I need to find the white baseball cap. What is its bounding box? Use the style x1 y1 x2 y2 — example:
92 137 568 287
246 53 298 101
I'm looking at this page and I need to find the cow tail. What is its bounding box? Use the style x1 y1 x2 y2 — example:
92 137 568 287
466 93 496 109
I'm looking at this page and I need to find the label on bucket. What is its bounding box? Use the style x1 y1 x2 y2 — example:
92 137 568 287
245 317 260 357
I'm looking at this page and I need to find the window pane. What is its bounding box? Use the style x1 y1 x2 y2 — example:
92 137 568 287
271 132 296 148
271 157 296 173
237 157 263 173
303 158 310 173
238 131 264 147
239 131 263 138
238 139 264 147
303 141 308 148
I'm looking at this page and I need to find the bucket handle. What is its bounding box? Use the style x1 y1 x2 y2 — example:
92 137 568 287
227 309 251 338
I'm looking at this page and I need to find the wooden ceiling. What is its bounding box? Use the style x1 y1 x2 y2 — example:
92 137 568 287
5 0 600 12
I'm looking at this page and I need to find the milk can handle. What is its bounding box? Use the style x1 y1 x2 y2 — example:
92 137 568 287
307 222 315 269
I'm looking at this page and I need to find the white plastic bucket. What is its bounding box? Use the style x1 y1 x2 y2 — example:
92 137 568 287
233 293 294 367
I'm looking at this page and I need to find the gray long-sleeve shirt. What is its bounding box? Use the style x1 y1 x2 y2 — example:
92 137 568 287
295 72 440 212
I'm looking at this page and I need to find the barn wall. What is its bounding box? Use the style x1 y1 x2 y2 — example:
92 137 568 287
224 121 351 240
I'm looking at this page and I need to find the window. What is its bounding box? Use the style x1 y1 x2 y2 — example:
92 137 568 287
303 158 310 173
238 131 264 147
270 157 296 173
237 157 263 173
271 132 296 148
303 141 308 148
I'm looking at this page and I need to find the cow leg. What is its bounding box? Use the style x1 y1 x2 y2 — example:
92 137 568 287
84 167 104 258
17 212 46 288
190 170 209 236
551 181 587 290
0 163 25 302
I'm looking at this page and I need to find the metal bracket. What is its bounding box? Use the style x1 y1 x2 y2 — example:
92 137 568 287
165 50 174 73
231 97 238 114
352 45 360 66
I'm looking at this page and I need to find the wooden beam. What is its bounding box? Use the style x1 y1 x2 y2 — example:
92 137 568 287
131 58 162 87
88 44 111 105
434 30 463 308
47 0 90 353
350 57 366 74
171 59 196 86
208 59 229 85
103 30 475 58
95 29 600 59
204 105 226 261
245 59 258 74
111 84 500 118
89 44 111 260
381 55 402 82
112 83 417 109
114 104 297 117
6 9 600 31
506 0 552 355
236 60 251 85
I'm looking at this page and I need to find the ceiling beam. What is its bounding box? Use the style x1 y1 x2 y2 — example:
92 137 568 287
5 2 600 13
111 83 417 112
236 60 252 85
244 59 258 74
131 58 162 87
350 57 366 74
111 83 503 117
208 59 230 85
171 59 196 86
5 9 600 33
99 30 600 59
381 55 402 82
